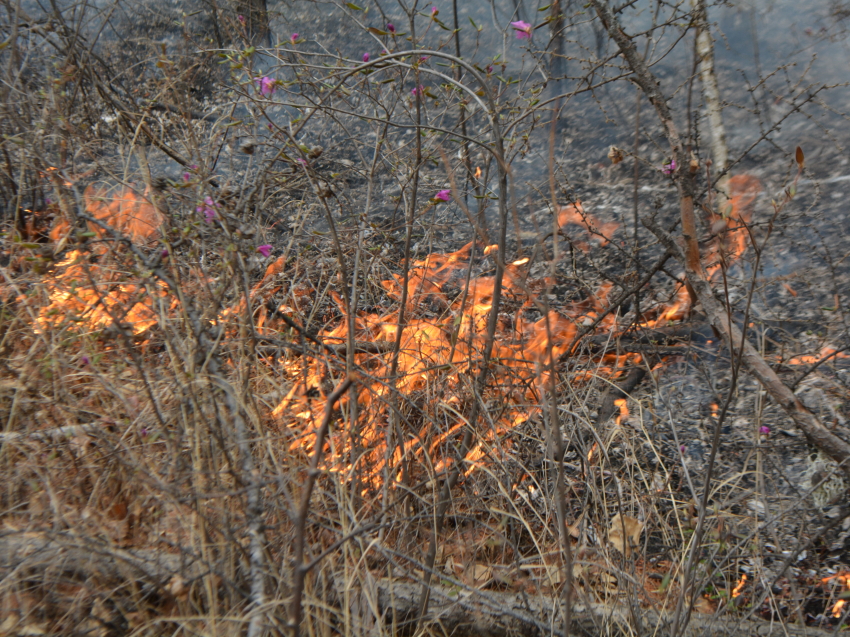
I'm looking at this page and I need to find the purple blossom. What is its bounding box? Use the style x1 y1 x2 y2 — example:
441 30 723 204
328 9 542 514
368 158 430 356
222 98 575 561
140 427 148 438
257 76 276 97
362 52 370 62
296 158 307 167
256 244 273 258
680 445 686 453
431 6 438 16
411 85 424 96
759 425 771 435
161 248 169 257
45 197 52 204
197 196 218 223
290 32 299 43
486 65 494 74
81 356 90 366
662 160 677 175
183 172 191 182
511 20 532 39
434 189 451 202
237 14 245 24
191 164 198 170
386 22 395 33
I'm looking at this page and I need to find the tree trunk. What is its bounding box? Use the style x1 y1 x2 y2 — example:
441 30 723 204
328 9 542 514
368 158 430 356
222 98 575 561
693 0 730 211
234 0 270 46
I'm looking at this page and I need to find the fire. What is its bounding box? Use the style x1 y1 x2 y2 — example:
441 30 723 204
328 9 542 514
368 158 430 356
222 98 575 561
731 573 747 598
50 184 164 245
269 178 770 489
641 174 760 328
614 398 628 426
271 239 646 487
787 346 849 366
711 403 719 419
32 186 166 336
822 572 850 618
474 166 482 179
557 201 619 249
34 250 165 335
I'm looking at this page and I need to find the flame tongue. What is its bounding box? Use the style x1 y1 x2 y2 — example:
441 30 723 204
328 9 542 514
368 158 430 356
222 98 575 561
34 187 166 336
275 238 640 489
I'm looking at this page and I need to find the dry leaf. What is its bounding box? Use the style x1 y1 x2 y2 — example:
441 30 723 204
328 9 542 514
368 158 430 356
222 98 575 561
546 565 566 585
0 615 19 636
567 511 584 538
168 575 189 601
468 564 492 587
608 513 643 557
607 145 624 165
693 595 715 614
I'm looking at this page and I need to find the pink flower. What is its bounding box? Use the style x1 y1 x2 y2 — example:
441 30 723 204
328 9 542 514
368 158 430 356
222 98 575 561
296 158 307 167
434 189 451 202
759 425 771 435
197 196 218 223
183 172 191 181
258 76 276 96
431 6 438 16
290 32 299 43
511 20 532 39
237 14 245 24
411 85 423 96
256 244 272 258
161 248 169 257
81 356 90 366
680 445 686 453
362 52 370 62
662 160 677 175
386 22 395 33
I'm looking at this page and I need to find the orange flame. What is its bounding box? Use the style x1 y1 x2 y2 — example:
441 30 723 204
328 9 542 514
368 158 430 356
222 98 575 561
35 186 166 336
731 574 747 598
614 398 628 426
474 166 482 179
822 572 850 618
270 237 645 488
787 346 849 366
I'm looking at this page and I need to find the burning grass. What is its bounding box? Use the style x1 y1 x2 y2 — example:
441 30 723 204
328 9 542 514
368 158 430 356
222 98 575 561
2 180 849 634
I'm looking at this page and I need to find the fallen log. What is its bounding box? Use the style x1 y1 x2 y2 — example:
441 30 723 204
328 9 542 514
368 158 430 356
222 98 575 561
346 577 837 637
1 533 837 637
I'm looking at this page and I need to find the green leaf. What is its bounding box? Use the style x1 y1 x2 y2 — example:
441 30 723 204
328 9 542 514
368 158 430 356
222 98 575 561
367 27 387 35
539 4 551 10
346 2 363 9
